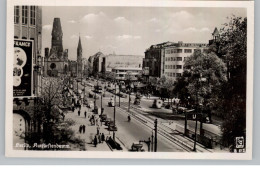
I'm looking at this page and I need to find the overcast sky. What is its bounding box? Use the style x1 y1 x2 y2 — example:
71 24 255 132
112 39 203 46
42 6 246 60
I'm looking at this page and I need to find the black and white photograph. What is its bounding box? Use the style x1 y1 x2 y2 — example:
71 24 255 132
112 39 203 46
5 0 254 159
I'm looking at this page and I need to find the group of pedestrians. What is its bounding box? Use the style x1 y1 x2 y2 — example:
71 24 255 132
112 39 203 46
93 133 106 147
79 125 86 134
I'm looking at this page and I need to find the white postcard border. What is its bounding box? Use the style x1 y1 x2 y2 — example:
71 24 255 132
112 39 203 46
5 0 254 160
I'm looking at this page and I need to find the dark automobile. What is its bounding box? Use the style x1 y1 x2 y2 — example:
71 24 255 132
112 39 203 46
105 118 112 126
100 114 108 122
108 124 118 131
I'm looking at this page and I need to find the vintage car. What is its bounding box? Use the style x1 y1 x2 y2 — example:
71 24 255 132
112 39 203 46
108 124 118 131
100 114 108 122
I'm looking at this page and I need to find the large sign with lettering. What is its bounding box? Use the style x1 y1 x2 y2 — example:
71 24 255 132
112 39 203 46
13 39 33 97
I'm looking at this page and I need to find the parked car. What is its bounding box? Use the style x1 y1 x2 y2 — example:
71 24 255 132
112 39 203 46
108 124 118 131
117 93 127 98
100 114 108 122
105 118 112 126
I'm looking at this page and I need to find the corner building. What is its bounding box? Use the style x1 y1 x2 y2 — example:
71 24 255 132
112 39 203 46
143 41 208 82
163 41 208 81
13 6 43 149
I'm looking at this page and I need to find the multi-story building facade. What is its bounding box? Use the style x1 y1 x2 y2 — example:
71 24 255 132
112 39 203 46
110 67 143 81
143 41 209 81
143 42 173 78
13 6 42 147
163 41 208 81
89 53 143 77
14 5 42 96
105 54 143 70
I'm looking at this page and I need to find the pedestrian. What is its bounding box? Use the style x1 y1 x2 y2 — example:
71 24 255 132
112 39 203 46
78 110 80 116
101 133 105 143
100 118 102 126
97 125 100 135
72 106 75 112
96 118 99 126
79 125 82 134
82 125 85 134
98 133 102 143
84 111 87 118
79 104 81 111
93 136 98 147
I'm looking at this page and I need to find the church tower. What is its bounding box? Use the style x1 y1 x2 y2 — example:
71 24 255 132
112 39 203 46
51 18 63 55
77 36 83 77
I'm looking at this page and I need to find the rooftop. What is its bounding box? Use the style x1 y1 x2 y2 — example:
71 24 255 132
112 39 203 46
112 67 142 71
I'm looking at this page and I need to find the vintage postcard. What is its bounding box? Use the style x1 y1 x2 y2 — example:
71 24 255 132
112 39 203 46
5 0 254 159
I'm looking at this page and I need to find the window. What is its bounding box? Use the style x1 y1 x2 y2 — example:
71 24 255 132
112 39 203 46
165 65 167 69
14 6 19 24
166 50 171 54
176 65 182 69
172 73 176 77
194 49 201 53
176 73 181 77
171 57 174 61
173 65 176 69
174 49 182 53
22 6 28 25
184 49 192 53
170 65 172 69
177 57 182 61
30 6 36 26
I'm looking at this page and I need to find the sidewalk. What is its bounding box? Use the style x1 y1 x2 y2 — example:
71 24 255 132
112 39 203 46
64 104 112 151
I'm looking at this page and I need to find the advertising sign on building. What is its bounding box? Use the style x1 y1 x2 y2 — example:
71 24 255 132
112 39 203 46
13 39 33 97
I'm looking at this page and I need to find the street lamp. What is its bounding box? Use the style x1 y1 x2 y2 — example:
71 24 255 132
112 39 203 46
113 84 116 141
193 73 206 152
154 119 158 152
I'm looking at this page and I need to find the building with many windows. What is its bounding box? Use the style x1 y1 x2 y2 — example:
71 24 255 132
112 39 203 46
163 41 208 81
13 6 43 148
143 41 209 81
110 67 143 81
14 5 42 95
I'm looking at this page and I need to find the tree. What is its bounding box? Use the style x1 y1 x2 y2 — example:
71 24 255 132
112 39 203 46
173 76 189 106
25 77 85 150
217 16 247 149
181 51 227 122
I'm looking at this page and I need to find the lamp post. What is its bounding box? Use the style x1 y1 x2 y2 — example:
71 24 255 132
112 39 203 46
118 82 121 107
151 131 154 152
113 84 116 141
128 86 131 112
101 90 103 115
154 119 158 152
94 79 98 108
193 74 206 152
